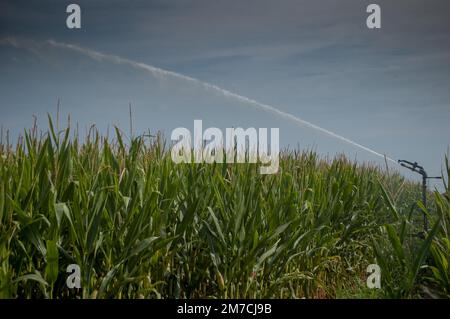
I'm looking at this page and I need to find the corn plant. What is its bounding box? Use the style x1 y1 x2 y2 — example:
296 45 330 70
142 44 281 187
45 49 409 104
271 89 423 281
0 117 447 299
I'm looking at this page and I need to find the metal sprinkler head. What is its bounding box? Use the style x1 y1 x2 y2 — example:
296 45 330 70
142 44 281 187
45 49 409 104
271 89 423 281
398 159 442 233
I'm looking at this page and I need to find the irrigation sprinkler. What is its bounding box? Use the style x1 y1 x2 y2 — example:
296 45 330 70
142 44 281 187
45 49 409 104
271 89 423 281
398 159 442 233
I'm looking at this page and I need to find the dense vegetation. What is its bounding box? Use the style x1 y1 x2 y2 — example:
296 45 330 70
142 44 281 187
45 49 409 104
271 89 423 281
0 118 448 298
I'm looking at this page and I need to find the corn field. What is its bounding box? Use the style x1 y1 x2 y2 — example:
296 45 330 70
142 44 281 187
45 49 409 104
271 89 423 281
0 118 448 299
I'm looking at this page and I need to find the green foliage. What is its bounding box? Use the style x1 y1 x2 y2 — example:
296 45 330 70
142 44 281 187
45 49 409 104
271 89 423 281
0 118 447 299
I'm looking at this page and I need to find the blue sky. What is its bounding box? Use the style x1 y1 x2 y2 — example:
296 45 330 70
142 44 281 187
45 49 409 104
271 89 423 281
1 0 449 187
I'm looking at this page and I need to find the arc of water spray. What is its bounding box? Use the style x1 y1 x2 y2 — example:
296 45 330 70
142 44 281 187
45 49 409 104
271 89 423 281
2 37 396 163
